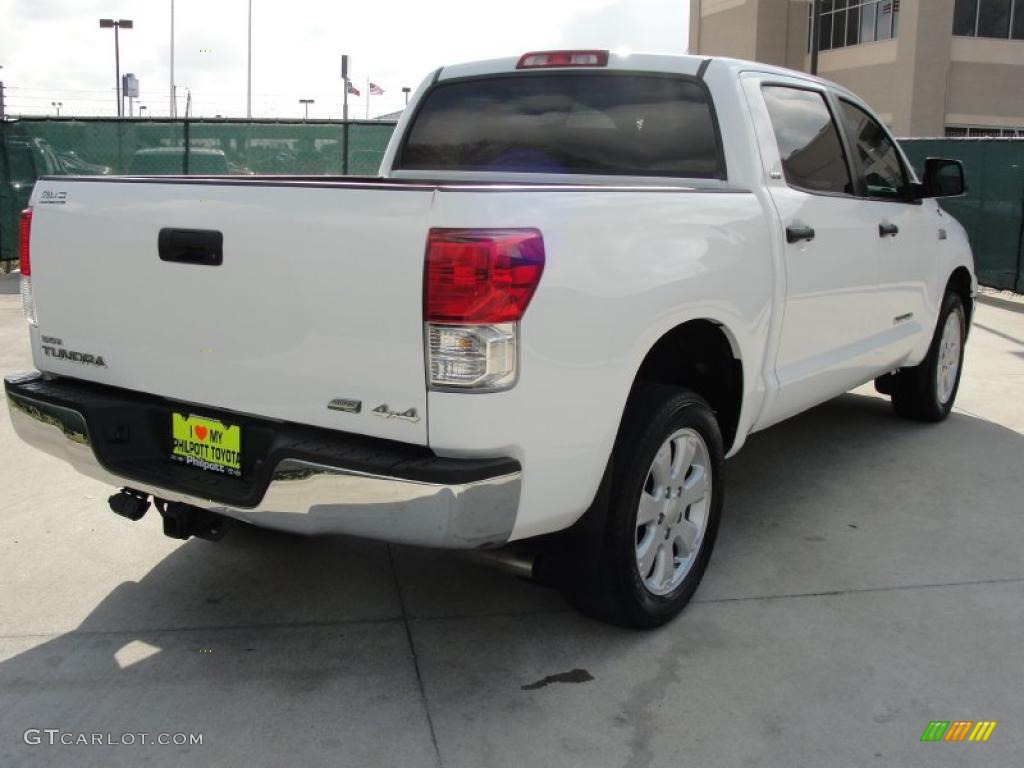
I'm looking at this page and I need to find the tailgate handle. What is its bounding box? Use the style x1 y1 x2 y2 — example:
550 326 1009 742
158 228 223 266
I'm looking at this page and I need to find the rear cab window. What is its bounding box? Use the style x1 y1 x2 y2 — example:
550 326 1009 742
396 73 725 179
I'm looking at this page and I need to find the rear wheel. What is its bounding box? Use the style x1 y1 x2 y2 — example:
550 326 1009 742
885 292 967 422
568 384 724 628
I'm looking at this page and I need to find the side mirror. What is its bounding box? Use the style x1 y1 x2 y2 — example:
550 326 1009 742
920 158 966 198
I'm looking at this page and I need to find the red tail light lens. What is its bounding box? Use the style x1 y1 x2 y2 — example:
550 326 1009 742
19 209 33 276
424 229 545 323
516 50 609 69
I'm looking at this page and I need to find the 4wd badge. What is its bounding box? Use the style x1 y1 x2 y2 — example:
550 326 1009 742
38 190 68 205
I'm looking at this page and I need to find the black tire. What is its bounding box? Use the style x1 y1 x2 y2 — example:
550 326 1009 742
887 292 967 422
567 384 724 629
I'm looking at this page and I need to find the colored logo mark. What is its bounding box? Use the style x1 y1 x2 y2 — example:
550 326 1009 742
920 721 997 742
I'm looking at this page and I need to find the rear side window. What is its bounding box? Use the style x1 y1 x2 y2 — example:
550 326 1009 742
761 85 853 195
397 74 723 178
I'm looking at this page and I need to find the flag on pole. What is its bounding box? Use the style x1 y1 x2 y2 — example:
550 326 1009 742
368 82 384 96
346 81 361 96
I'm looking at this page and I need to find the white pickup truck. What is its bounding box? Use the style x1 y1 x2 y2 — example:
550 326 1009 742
7 52 974 627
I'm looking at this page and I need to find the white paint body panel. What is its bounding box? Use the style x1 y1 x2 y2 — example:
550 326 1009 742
25 53 976 543
28 180 436 444
426 188 773 539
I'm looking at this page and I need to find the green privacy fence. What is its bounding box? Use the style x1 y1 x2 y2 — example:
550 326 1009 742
3 122 1022 292
0 116 398 268
901 138 1024 293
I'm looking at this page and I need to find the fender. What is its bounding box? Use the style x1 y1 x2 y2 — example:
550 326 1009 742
614 311 764 459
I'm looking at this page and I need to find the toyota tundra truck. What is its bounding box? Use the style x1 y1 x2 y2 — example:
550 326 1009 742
6 52 974 627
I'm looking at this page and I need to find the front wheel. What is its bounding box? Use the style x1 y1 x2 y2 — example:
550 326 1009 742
885 292 967 422
568 384 724 629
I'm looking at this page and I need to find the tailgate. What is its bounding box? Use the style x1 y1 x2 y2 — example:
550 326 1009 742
28 178 435 444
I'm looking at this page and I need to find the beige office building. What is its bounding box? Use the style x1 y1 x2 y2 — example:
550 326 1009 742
688 0 1024 136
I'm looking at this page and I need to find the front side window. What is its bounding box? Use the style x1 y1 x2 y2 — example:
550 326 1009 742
397 74 723 178
838 100 908 199
762 85 853 195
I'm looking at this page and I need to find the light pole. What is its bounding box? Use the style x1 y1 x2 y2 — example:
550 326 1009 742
340 54 350 174
99 18 133 116
52 101 63 116
402 86 411 106
809 0 822 76
341 54 350 120
299 98 314 120
247 0 252 118
170 1 175 117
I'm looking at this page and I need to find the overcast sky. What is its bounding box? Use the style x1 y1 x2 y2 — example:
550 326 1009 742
0 0 690 119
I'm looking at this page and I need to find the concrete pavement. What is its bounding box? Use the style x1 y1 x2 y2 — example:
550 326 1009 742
0 291 1021 767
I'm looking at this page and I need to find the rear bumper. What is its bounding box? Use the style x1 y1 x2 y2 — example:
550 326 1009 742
4 372 521 548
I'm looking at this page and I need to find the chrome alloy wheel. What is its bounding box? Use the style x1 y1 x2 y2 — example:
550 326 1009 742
634 427 711 596
936 310 963 405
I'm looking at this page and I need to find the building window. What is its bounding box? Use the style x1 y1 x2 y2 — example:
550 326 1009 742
809 1 901 52
953 0 1024 39
945 125 1024 136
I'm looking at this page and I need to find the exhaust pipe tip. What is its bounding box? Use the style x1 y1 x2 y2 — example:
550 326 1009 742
467 547 536 580
108 488 150 522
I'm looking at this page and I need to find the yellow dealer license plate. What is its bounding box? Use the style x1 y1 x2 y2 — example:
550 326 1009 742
171 413 242 476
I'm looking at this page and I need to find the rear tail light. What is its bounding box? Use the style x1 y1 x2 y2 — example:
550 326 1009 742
19 209 32 276
425 229 544 324
19 209 36 324
424 228 545 391
517 50 609 69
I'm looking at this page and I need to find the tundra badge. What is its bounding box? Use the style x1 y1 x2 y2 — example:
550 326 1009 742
40 337 107 367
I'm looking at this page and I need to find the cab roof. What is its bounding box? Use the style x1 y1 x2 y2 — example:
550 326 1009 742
436 51 851 98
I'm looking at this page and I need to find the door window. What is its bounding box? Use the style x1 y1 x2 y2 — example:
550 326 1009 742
837 99 908 199
761 85 853 195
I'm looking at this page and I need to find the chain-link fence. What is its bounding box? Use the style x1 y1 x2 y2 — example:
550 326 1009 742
901 138 1024 293
1 117 397 269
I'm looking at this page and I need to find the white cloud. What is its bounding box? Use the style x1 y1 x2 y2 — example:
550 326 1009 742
559 0 689 52
0 0 690 118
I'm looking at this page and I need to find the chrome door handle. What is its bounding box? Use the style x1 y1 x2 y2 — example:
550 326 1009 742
785 224 815 243
879 222 899 237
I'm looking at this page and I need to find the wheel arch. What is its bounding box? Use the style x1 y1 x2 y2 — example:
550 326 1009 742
946 265 974 329
629 319 745 454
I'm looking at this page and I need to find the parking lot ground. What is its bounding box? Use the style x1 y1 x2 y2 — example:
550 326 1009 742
0 288 1022 768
